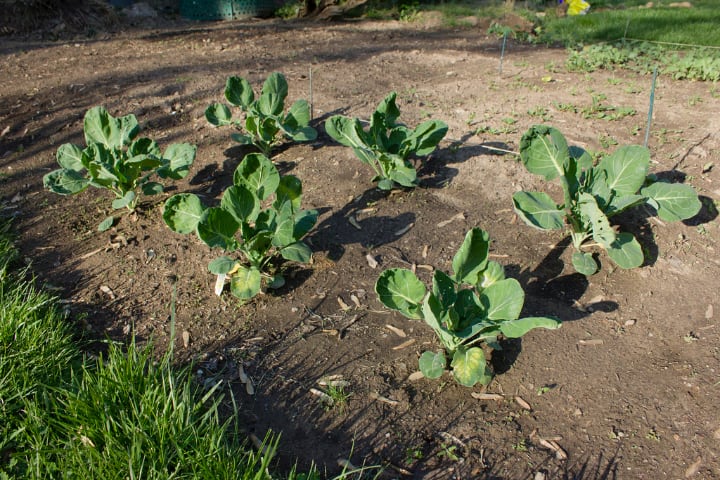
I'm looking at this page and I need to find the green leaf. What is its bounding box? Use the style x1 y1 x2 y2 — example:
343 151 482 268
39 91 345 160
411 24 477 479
258 72 288 116
205 103 233 126
597 145 649 196
43 169 89 195
519 125 569 181
451 346 488 387
375 92 401 128
512 191 565 230
84 106 139 149
606 232 644 269
163 193 205 234
157 143 196 180
641 182 701 222
284 99 312 131
480 278 525 321
572 251 599 275
98 216 114 232
128 137 160 157
375 268 427 320
274 175 303 211
230 132 254 145
569 145 593 179
325 115 370 150
229 266 262 301
294 209 318 239
606 194 646 217
273 205 296 247
56 143 85 171
379 154 417 188
480 261 505 288
577 192 616 248
432 270 457 311
225 76 255 108
499 316 562 338
280 241 313 263
418 351 446 379
233 153 280 201
197 207 240 250
403 119 448 157
111 190 136 209
141 181 163 196
288 126 318 142
452 228 490 285
377 178 394 190
221 185 260 224
208 256 237 275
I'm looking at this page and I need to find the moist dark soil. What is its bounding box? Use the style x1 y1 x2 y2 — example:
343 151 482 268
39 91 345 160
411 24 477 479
1 12 719 479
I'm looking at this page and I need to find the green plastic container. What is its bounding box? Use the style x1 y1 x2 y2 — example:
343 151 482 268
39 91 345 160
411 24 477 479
180 0 278 20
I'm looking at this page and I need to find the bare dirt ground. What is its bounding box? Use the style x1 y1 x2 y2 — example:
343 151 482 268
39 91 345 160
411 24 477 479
1 14 719 479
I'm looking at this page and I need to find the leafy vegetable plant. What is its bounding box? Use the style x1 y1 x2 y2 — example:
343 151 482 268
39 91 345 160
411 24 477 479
512 125 701 275
163 153 317 302
205 72 317 156
325 92 448 190
44 106 196 231
375 227 561 387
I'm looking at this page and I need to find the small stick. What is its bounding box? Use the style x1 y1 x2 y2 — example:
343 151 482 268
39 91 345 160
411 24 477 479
309 67 314 120
482 144 519 156
644 66 658 148
499 32 508 75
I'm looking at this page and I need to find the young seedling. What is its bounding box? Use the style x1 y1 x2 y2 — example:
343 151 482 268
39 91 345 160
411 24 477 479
325 92 448 190
163 153 317 302
44 106 196 231
375 227 561 387
205 72 317 156
512 125 702 275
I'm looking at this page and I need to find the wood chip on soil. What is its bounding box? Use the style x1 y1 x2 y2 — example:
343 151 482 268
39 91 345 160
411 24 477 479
385 324 406 337
515 396 532 410
471 392 504 401
392 338 415 350
365 253 378 268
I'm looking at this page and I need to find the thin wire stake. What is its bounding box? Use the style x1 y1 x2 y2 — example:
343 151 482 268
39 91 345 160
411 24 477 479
622 19 630 43
309 67 314 120
498 32 507 75
644 66 658 148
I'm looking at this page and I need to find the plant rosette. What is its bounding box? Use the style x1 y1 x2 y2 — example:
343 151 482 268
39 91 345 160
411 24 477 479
512 125 701 275
163 153 317 302
375 227 561 387
43 106 196 231
205 72 317 156
325 92 448 190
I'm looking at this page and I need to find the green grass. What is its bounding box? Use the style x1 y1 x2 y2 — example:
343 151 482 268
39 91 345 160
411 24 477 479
540 0 720 47
0 218 330 479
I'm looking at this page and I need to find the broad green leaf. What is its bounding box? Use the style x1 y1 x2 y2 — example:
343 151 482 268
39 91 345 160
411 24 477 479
606 232 644 269
480 278 524 321
274 175 303 212
375 92 401 128
272 204 295 247
205 103 233 126
233 153 280 201
293 209 317 239
280 241 313 263
141 181 163 196
377 178 395 191
375 268 426 320
641 182 701 222
288 126 318 142
157 143 196 180
111 190 135 209
453 289 483 330
56 143 84 171
499 316 562 338
480 261 505 288
198 207 240 251
451 346 488 387
98 216 114 232
578 192 615 248
85 144 119 186
325 115 370 150
572 251 598 275
403 119 448 157
418 351 446 379
43 169 89 195
284 99 312 131
380 154 417 188
84 106 139 149
512 191 565 231
225 76 254 108
128 137 160 157
432 270 457 311
258 72 288 116
519 125 569 181
243 231 273 263
268 274 285 289
452 228 490 285
230 133 254 145
208 256 237 275
229 266 262 301
569 145 593 179
221 185 259 224
606 194 646 217
422 294 458 349
163 193 205 234
597 145 649 196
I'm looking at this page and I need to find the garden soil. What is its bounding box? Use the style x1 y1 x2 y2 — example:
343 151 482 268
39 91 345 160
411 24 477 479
1 14 719 479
